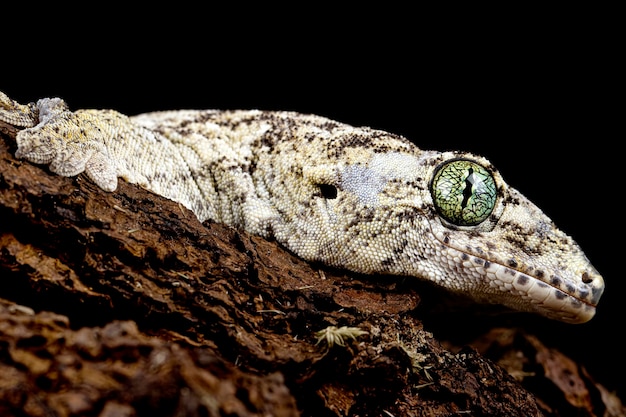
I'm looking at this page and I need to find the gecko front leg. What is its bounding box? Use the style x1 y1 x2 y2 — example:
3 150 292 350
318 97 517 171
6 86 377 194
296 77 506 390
1 93 231 225
1 93 121 191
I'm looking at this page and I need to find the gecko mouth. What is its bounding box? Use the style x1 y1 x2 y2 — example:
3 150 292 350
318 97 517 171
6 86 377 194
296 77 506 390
432 232 601 324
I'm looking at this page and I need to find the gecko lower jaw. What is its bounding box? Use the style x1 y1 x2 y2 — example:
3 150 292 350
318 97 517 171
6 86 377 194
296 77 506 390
431 230 602 323
478 261 600 323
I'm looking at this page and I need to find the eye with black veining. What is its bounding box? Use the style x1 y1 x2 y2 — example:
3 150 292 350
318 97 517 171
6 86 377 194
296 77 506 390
430 159 497 226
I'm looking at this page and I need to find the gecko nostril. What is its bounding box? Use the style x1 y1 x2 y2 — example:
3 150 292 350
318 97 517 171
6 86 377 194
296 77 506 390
582 271 593 284
582 272 592 284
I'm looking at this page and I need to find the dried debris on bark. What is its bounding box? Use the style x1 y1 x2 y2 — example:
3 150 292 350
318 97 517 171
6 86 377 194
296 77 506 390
1 121 623 416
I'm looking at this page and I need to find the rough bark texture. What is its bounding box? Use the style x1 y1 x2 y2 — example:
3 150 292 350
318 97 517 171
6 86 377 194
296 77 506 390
0 122 624 417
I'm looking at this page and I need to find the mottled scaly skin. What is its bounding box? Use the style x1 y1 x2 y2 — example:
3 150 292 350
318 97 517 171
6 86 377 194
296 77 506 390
0 91 604 323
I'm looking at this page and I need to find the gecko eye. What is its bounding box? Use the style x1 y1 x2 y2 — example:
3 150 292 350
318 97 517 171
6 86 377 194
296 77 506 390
430 159 497 226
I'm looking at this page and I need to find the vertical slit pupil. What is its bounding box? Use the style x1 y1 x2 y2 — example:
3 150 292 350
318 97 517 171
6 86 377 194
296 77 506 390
461 167 474 208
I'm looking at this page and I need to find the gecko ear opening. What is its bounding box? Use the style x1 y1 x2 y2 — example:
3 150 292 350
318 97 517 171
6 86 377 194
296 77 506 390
303 165 340 199
317 184 338 199
302 164 341 190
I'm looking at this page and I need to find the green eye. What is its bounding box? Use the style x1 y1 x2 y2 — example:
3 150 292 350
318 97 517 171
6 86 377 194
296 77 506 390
430 159 497 226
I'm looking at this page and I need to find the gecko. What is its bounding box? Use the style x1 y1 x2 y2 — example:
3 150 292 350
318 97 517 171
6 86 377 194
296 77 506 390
0 90 604 324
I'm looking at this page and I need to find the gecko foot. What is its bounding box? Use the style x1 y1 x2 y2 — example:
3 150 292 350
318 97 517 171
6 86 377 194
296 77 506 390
0 91 39 128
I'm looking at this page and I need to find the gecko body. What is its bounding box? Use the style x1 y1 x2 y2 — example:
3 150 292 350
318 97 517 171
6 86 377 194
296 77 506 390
0 91 604 323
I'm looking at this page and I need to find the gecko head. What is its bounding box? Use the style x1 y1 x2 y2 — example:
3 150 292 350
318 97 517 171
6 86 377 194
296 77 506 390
286 126 603 323
298 144 604 323
422 152 605 323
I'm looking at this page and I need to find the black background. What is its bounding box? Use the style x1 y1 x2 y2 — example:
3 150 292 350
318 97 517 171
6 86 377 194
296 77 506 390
3 5 621 399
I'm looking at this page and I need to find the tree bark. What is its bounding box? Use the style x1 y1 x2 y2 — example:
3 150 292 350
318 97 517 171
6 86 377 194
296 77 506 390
0 121 623 416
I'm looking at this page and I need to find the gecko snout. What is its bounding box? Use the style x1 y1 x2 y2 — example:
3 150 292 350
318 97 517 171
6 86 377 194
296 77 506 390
580 270 604 306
